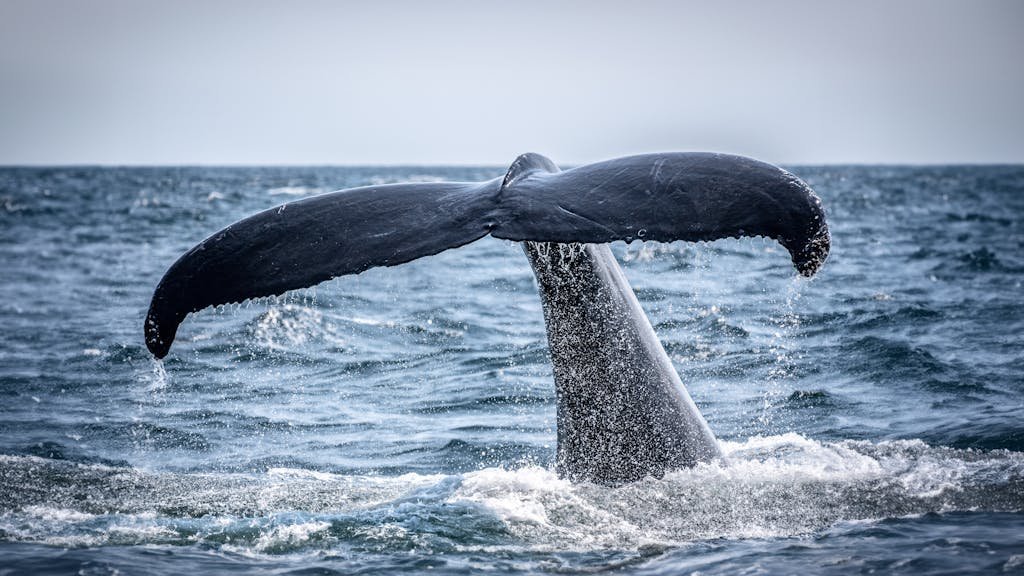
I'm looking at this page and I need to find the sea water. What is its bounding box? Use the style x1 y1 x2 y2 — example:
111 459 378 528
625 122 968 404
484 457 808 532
0 165 1022 574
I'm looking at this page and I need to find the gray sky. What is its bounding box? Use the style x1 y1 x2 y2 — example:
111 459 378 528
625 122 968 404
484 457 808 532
1 0 1022 165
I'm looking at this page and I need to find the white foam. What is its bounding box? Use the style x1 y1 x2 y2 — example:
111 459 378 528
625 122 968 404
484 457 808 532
1 435 1020 552
267 467 339 481
442 434 1024 548
1004 555 1024 570
107 522 179 541
718 433 885 481
454 467 567 525
348 315 398 328
255 520 331 551
22 505 95 523
450 466 645 548
267 186 323 196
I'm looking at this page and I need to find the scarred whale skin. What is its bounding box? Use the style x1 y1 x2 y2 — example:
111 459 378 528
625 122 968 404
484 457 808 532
526 241 721 484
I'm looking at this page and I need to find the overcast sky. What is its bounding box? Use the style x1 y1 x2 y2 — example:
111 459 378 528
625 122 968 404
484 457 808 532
1 0 1022 165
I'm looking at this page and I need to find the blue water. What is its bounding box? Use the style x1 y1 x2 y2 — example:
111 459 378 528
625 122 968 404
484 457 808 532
1 165 1022 574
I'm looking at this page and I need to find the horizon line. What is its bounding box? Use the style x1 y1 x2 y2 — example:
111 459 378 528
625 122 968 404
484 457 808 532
2 160 1023 169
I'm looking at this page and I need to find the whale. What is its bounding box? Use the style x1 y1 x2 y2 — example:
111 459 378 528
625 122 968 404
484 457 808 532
145 152 829 484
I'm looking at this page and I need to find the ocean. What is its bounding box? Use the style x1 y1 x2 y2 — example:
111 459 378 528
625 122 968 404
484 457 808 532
0 164 1022 574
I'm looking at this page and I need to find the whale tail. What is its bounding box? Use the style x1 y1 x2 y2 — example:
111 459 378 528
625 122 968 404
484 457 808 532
145 152 829 358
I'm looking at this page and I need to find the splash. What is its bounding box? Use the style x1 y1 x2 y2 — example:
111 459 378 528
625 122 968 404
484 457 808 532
758 276 808 428
249 304 342 351
1 435 1020 553
140 357 169 392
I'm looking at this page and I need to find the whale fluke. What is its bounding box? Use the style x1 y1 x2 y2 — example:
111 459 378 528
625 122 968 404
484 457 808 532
144 181 494 358
145 152 829 359
494 152 829 276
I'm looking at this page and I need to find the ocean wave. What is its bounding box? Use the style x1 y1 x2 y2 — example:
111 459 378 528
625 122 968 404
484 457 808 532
1 434 1020 553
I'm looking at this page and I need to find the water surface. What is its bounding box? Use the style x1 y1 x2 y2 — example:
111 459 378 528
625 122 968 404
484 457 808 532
1 165 1022 574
